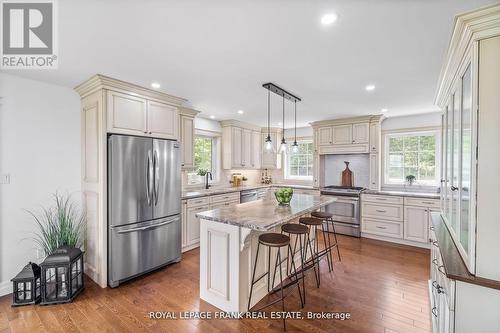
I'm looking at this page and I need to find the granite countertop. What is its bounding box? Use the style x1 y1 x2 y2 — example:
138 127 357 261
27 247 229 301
362 189 440 199
182 184 316 200
195 193 335 231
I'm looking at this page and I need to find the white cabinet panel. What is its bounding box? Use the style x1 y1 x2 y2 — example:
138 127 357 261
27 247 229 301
404 206 429 243
147 101 179 139
231 127 243 167
242 129 251 168
353 123 369 144
107 91 147 135
369 153 379 190
369 123 380 152
180 115 195 169
362 218 403 238
318 127 333 145
186 204 209 246
250 131 261 169
332 125 352 144
362 202 404 221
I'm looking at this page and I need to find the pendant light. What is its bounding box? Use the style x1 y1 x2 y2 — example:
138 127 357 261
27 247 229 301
292 100 299 153
264 89 275 153
279 94 287 153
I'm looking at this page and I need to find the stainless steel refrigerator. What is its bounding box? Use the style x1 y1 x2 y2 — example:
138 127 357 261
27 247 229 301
107 134 181 288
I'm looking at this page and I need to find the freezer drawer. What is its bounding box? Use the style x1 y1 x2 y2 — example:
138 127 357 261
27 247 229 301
108 215 181 287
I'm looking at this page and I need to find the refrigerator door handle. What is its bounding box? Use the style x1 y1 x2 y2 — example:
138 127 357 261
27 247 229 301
146 150 152 206
153 149 159 205
116 216 180 234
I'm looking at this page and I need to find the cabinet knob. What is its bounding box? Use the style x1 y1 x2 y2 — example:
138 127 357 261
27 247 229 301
352 140 355 143
149 131 152 134
144 131 147 134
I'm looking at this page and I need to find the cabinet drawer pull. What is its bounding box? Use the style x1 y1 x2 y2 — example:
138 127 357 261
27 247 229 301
432 241 439 248
375 226 387 230
375 198 387 201
375 209 387 213
438 265 446 275
431 307 438 317
432 258 439 266
432 281 445 294
430 226 435 231
421 201 436 205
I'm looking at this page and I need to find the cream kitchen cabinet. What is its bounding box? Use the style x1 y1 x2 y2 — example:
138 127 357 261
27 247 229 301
179 107 199 169
369 122 380 152
404 206 429 243
221 121 265 169
332 124 352 144
352 123 369 144
107 90 180 140
107 91 148 136
369 153 379 190
182 192 240 252
250 130 261 169
75 74 187 288
318 127 333 145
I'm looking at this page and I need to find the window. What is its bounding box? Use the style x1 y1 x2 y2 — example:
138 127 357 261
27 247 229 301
384 130 439 186
187 133 220 185
285 141 313 180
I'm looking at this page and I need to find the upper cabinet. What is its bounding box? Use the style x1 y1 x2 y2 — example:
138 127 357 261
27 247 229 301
106 89 182 140
179 107 199 169
312 116 383 155
221 120 271 170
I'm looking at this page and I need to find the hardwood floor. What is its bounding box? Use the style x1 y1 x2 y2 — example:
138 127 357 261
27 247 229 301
0 235 431 333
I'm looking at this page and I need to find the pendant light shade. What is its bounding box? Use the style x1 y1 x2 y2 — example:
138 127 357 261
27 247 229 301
279 95 287 154
292 100 299 153
264 89 275 154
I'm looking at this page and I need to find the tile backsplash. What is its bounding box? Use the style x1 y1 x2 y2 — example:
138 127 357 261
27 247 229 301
323 154 370 188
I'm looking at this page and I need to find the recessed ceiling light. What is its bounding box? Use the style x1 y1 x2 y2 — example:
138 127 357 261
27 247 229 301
210 115 215 119
365 84 376 91
237 110 244 114
151 82 160 89
278 122 282 126
381 108 388 113
321 13 338 25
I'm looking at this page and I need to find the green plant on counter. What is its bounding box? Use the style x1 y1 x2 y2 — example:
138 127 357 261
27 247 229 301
405 174 416 186
197 168 209 177
28 193 86 256
274 187 294 206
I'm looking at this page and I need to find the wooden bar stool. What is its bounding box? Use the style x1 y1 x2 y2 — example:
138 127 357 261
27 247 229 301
247 232 303 330
280 223 317 304
311 211 342 266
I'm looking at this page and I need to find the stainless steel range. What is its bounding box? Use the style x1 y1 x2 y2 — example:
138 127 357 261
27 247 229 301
320 185 364 237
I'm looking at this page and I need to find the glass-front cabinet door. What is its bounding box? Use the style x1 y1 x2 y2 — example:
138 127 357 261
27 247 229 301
460 65 472 255
440 61 476 273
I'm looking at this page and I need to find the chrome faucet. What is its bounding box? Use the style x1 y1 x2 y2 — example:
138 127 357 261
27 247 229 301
205 172 213 189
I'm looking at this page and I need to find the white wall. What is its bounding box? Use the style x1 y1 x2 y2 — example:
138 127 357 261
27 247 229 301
382 112 441 131
0 73 81 296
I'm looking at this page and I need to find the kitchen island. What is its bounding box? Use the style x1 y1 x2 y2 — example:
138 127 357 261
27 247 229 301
195 193 336 312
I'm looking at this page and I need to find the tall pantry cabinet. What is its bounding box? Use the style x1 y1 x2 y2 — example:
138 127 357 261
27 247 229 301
75 75 187 288
432 4 500 332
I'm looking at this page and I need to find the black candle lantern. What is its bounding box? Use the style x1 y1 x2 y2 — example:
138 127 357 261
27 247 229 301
11 262 41 306
40 246 84 305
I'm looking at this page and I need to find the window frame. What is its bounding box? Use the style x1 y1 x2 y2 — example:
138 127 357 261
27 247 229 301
382 128 441 189
284 139 314 181
186 129 221 186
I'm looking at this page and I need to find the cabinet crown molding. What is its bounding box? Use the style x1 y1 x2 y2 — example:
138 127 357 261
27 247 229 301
179 106 200 117
74 74 188 106
310 115 384 128
220 119 262 132
435 3 500 107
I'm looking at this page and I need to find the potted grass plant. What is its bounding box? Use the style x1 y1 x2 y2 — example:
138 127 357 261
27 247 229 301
27 193 86 257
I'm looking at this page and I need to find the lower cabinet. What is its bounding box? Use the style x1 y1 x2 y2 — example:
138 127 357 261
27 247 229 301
361 194 439 248
182 192 240 252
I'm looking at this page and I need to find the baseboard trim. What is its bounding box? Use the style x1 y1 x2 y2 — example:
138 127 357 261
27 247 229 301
361 233 430 250
0 281 11 297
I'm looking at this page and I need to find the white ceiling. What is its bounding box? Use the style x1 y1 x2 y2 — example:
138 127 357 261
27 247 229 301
4 0 497 128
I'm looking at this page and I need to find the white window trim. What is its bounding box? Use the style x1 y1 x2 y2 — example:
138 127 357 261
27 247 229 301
186 129 222 187
382 127 441 191
284 139 314 181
